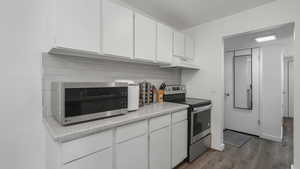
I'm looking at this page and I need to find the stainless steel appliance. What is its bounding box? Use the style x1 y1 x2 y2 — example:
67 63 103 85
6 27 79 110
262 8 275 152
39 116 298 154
163 84 212 162
188 101 212 162
51 82 128 125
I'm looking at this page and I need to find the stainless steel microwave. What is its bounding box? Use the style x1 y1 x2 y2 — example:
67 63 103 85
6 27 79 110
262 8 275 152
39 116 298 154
51 82 128 125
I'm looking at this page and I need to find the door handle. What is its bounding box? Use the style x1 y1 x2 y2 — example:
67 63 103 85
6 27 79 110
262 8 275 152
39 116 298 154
225 93 230 96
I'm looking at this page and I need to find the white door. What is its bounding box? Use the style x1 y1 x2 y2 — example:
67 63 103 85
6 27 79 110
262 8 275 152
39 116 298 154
63 148 113 169
134 13 156 62
224 48 260 136
102 0 133 58
172 120 187 168
149 126 171 169
116 135 148 169
156 23 173 64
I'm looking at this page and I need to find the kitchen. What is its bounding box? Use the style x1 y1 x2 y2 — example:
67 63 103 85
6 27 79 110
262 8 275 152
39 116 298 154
1 0 299 169
44 0 213 168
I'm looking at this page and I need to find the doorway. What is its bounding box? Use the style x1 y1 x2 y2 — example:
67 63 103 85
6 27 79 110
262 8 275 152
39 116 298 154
224 48 260 136
223 23 295 141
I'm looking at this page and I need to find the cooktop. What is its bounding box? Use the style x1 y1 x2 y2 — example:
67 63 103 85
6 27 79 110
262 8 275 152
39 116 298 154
178 98 211 107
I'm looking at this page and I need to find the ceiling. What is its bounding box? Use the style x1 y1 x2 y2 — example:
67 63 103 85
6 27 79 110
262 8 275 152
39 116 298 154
224 23 295 50
120 0 276 30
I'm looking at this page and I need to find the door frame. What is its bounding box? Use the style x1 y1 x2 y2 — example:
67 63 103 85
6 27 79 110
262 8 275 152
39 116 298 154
283 56 294 118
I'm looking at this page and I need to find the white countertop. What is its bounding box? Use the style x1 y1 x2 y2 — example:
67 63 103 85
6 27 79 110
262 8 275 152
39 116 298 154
44 102 188 143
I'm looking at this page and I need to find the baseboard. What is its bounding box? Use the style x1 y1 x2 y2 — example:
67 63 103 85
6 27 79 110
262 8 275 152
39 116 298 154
261 133 282 142
211 143 225 151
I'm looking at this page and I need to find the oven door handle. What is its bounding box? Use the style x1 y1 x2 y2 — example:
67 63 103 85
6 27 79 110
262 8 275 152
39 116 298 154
192 104 212 112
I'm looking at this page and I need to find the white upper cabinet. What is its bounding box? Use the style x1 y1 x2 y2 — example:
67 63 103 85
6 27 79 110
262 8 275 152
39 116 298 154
185 36 195 60
53 0 199 69
156 23 173 64
134 13 156 62
173 31 185 58
102 0 134 58
55 0 101 53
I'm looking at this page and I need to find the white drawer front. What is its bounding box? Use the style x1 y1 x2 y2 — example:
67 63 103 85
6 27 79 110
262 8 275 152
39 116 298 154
116 120 148 143
149 114 171 132
63 148 113 169
62 130 113 164
62 148 113 169
172 110 187 124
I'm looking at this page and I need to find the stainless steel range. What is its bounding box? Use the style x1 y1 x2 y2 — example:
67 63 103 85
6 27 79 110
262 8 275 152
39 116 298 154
163 84 212 162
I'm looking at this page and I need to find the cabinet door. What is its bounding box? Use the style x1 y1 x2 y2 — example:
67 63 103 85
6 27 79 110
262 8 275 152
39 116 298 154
134 13 156 62
173 32 185 57
150 126 171 169
102 0 133 58
56 0 100 53
156 23 173 64
172 120 188 168
185 36 195 60
116 135 148 169
63 148 112 169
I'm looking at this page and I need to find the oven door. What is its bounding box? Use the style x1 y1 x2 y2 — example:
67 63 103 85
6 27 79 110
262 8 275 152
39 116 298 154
190 104 212 144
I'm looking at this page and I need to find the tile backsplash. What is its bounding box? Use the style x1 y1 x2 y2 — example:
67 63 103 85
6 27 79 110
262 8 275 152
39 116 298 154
42 54 181 116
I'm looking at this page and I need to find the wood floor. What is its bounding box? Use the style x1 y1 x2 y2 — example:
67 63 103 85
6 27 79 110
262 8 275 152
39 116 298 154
177 118 293 169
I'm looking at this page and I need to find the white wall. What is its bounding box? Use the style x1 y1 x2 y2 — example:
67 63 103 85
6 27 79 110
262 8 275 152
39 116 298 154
182 0 300 168
0 0 46 169
260 44 284 141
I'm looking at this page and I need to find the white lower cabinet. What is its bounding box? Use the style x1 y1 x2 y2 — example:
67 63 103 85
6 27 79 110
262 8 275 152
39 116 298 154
172 120 188 168
62 148 113 169
46 109 188 169
150 126 171 169
116 135 148 169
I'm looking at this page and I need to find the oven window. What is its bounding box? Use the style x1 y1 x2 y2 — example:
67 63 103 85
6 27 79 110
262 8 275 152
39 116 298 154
65 87 127 117
193 109 211 137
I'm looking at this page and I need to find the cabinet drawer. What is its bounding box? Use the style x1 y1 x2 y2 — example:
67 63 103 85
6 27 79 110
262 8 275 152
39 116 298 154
116 120 148 143
62 130 113 164
172 110 187 124
63 148 113 169
150 114 171 132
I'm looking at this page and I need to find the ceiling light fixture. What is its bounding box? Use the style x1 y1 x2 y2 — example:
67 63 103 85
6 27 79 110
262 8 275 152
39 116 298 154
255 35 277 42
